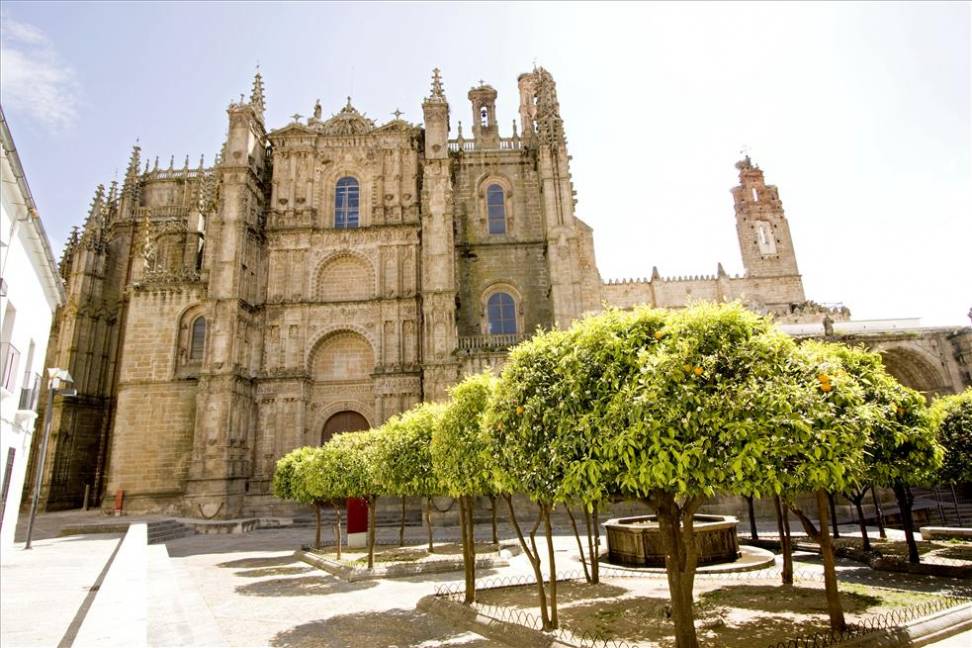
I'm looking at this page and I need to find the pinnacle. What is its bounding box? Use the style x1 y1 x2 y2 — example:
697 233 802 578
249 66 266 115
427 67 446 102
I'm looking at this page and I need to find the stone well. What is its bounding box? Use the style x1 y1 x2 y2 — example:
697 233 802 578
604 514 741 567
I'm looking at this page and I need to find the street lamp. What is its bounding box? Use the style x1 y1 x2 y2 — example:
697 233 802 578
24 368 76 550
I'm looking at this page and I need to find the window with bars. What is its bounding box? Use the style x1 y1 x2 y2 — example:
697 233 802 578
335 177 360 229
486 184 506 234
486 292 517 335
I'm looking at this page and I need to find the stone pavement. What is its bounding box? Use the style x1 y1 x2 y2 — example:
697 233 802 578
2 509 969 647
0 531 124 647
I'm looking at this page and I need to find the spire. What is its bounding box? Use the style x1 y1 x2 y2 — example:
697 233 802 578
651 266 661 280
124 142 141 181
83 184 106 229
249 65 266 116
717 262 727 278
426 67 446 103
153 156 159 171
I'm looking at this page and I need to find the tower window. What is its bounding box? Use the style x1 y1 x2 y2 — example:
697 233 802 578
480 107 489 128
751 187 758 202
335 177 360 229
486 184 506 234
190 316 206 361
487 292 517 335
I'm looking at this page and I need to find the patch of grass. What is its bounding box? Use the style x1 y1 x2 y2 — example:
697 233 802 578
476 581 628 609
559 595 677 644
700 585 881 615
839 582 941 610
935 543 972 561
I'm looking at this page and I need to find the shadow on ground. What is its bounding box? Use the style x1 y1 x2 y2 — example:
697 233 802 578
269 608 497 647
699 585 880 614
235 575 378 597
235 565 314 578
217 555 300 569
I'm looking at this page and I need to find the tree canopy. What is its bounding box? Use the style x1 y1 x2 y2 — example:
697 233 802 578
933 389 972 485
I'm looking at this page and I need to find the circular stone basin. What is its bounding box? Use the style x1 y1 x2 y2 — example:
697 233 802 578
603 514 741 567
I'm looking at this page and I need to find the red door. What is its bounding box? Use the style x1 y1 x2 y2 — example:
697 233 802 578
322 411 370 534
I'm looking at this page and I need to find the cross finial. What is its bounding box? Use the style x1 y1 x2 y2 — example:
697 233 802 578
478 79 484 86
392 108 403 120
346 96 352 108
291 113 302 123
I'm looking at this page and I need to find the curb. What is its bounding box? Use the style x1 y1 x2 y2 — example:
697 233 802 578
297 549 511 582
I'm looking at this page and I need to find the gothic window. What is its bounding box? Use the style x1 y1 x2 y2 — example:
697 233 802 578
486 184 506 234
189 317 206 361
335 177 360 229
486 292 517 335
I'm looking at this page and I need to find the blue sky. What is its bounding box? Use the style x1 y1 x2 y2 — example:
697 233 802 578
2 2 969 325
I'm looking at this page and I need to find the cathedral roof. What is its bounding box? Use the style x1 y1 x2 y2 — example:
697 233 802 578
321 98 375 136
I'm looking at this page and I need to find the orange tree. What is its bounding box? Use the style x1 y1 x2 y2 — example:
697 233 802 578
603 303 868 648
933 389 972 488
431 371 499 604
486 306 668 629
272 447 324 548
374 402 446 551
796 342 941 566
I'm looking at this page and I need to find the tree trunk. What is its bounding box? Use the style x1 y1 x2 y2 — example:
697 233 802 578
489 495 498 545
585 502 600 584
951 485 963 526
746 495 759 540
426 496 434 553
849 491 871 552
457 496 473 603
828 492 841 538
331 502 343 560
816 489 846 633
314 502 322 550
870 486 887 539
541 503 559 629
652 493 702 648
773 495 793 585
504 495 551 629
367 495 377 570
933 486 947 524
892 481 920 565
399 495 406 546
566 504 591 583
466 495 477 592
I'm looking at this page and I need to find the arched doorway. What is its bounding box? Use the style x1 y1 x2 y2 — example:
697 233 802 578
322 410 369 445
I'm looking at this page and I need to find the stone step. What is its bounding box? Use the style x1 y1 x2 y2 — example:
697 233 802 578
146 519 196 545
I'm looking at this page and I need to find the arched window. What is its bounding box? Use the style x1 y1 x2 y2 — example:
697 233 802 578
480 107 489 128
335 177 360 229
486 292 517 335
486 184 506 234
189 317 206 361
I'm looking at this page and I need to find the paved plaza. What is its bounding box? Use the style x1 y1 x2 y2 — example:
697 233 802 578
1 510 970 647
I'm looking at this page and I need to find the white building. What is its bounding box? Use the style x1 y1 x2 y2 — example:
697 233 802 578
0 106 65 549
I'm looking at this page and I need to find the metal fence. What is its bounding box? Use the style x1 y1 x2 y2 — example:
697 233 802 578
432 565 969 648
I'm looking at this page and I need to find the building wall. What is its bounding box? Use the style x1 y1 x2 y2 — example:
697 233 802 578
0 108 64 548
30 69 972 520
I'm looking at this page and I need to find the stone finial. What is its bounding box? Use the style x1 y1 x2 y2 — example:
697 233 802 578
183 154 190 170
313 99 322 121
198 154 205 169
456 120 464 141
512 119 519 138
124 142 142 179
168 155 175 170
427 67 446 102
153 156 159 171
717 262 727 277
249 66 266 115
651 266 661 280
392 108 403 120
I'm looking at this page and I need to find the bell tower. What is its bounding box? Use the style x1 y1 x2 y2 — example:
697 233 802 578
468 83 499 148
732 157 802 282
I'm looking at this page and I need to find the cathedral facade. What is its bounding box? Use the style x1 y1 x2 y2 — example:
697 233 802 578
30 68 971 518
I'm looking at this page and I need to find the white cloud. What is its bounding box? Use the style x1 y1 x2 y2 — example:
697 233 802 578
0 12 79 130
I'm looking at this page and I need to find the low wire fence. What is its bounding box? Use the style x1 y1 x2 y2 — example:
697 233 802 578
432 565 969 648
766 595 970 648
